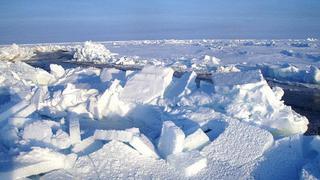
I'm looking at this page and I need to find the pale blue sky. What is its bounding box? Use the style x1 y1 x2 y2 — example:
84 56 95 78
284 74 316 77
0 0 320 44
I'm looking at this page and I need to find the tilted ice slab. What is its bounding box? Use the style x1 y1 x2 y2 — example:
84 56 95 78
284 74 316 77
0 86 48 122
188 118 273 179
94 79 131 119
94 128 139 142
40 169 74 180
0 100 32 122
252 135 306 180
202 118 274 167
157 121 185 158
212 70 309 136
7 62 55 86
183 128 210 151
164 71 197 101
0 147 77 179
167 150 207 177
94 128 159 158
99 68 126 83
50 64 65 79
72 136 104 156
213 69 264 87
68 116 81 145
129 133 160 159
22 120 71 150
0 61 55 109
120 65 174 104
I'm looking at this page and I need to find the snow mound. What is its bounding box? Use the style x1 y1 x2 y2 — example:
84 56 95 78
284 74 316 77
272 86 284 100
212 70 309 136
73 41 116 63
252 135 305 180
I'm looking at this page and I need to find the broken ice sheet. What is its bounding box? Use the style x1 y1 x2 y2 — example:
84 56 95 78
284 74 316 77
0 147 77 179
166 150 207 177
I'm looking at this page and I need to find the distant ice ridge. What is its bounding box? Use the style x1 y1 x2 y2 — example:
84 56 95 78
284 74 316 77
1 39 319 85
258 63 320 84
0 43 74 62
0 44 35 61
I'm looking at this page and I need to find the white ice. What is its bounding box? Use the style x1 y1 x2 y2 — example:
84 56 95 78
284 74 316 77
157 121 185 158
310 136 320 153
73 41 116 64
94 128 139 142
203 118 274 167
120 65 174 104
167 150 207 177
129 133 159 159
0 39 318 179
183 128 210 151
99 68 125 83
0 148 77 179
69 116 81 145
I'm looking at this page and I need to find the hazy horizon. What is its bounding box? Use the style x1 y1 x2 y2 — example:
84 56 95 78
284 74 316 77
1 0 320 44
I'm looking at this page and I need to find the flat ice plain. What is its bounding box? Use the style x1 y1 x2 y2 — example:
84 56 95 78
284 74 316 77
0 39 319 179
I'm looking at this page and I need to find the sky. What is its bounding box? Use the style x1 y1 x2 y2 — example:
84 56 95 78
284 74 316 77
0 0 320 44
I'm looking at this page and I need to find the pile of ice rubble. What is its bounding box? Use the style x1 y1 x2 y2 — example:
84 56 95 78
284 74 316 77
72 41 117 64
1 41 320 85
0 44 74 62
0 60 319 179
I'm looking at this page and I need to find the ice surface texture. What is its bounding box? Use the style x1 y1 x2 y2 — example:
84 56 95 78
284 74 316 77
0 40 319 179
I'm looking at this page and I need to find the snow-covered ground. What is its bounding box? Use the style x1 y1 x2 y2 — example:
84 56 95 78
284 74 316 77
0 39 319 179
